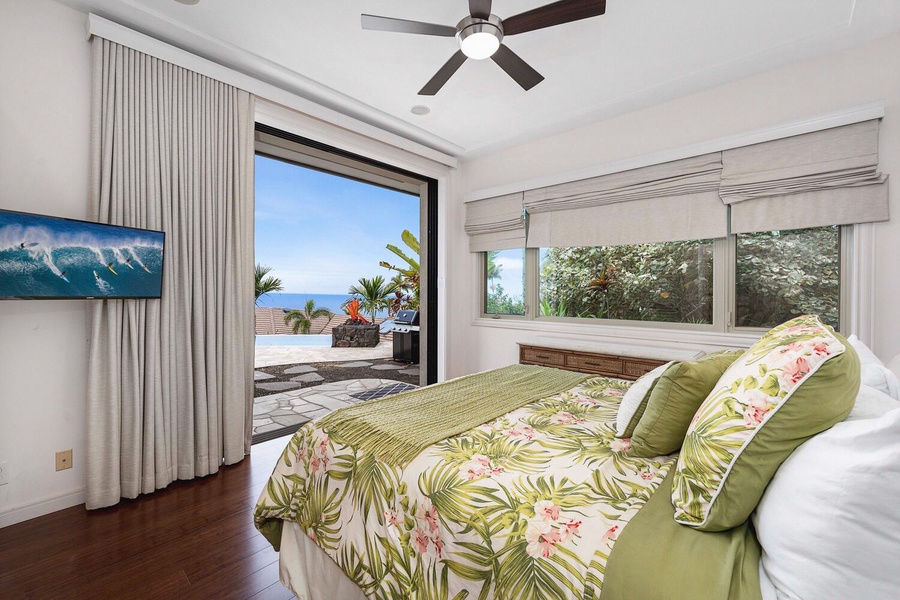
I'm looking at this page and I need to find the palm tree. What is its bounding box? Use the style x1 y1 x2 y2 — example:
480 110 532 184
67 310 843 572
283 299 333 334
255 264 283 305
346 275 395 323
486 251 503 294
379 230 420 310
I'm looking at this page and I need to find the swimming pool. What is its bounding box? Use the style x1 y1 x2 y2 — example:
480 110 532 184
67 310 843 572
255 334 332 347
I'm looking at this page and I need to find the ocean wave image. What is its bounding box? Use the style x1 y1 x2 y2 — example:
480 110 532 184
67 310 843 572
0 210 164 299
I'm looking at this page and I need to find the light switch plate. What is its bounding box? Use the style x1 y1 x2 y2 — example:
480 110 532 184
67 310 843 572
0 461 9 485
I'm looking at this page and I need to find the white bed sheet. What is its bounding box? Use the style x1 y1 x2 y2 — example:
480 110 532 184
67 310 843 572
279 521 367 600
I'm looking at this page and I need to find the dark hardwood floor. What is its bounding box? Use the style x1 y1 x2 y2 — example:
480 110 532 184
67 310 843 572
0 436 295 600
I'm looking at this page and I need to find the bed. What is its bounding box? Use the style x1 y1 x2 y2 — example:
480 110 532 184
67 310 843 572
254 322 900 600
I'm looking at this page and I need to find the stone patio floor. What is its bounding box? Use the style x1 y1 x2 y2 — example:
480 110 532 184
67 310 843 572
252 376 417 437
253 342 420 439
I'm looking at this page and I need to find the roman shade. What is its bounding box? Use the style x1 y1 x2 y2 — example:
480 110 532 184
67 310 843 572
465 192 526 251
721 120 890 233
523 153 727 247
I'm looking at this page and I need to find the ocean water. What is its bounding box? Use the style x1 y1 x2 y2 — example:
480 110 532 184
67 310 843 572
256 292 388 317
0 211 164 299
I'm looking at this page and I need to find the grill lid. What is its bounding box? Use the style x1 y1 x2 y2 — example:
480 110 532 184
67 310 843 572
395 310 420 325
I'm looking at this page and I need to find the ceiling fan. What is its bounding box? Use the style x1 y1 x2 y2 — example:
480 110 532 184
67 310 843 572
361 0 607 95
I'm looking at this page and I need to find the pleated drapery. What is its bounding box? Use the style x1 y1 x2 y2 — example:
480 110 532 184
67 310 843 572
86 38 255 510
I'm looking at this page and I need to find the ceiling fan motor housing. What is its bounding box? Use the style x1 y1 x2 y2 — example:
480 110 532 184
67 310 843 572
457 15 504 59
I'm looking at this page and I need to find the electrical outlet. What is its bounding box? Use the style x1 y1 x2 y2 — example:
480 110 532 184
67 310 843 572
56 450 73 471
0 461 8 486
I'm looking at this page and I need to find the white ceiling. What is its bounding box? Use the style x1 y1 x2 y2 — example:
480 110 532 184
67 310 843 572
58 0 900 159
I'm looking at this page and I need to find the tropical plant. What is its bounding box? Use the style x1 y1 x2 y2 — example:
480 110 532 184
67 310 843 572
254 263 283 305
346 275 396 322
345 298 369 324
540 296 568 317
283 299 332 334
379 230 420 311
486 251 503 294
540 241 714 323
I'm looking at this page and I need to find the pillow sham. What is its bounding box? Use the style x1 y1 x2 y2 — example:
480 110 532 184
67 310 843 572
628 350 744 458
753 400 900 600
615 361 673 438
672 315 860 531
847 334 900 400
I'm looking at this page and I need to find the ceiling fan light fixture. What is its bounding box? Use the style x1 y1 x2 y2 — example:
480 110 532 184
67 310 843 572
457 16 503 60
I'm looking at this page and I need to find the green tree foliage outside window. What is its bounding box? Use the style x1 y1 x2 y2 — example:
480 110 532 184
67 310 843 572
485 250 525 315
540 241 714 323
735 226 840 329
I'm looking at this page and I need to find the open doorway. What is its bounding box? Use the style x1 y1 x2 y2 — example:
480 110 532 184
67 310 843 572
251 125 436 443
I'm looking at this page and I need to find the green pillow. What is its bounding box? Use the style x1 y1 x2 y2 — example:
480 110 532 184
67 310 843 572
672 315 860 532
616 361 675 438
619 377 661 439
629 350 744 458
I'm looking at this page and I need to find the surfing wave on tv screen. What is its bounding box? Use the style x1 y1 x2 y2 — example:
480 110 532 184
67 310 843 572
0 210 165 299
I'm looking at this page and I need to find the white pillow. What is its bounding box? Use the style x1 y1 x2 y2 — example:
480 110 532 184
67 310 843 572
846 384 900 421
847 334 900 400
753 398 900 600
888 354 900 379
614 361 672 436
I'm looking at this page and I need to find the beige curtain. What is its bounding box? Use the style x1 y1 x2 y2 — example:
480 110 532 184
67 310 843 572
86 38 255 509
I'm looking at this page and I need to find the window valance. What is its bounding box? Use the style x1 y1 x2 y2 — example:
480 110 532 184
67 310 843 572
464 192 526 252
464 119 890 251
721 119 889 233
524 154 727 247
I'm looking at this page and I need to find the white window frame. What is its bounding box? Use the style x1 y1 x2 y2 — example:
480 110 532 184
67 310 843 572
476 225 871 343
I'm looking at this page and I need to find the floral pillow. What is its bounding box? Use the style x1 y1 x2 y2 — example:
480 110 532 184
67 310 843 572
671 315 860 531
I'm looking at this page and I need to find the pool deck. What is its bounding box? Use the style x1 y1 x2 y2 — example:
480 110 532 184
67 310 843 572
255 342 392 368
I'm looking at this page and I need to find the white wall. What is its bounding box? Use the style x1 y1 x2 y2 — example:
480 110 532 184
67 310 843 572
0 0 93 526
447 32 900 379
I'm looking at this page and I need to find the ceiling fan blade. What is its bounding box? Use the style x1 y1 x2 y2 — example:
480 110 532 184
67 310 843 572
468 0 493 19
419 50 468 96
491 44 544 91
502 0 607 36
361 14 457 37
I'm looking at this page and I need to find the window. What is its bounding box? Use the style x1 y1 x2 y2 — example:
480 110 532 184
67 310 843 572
481 227 845 331
484 249 525 316
734 226 840 330
539 241 714 323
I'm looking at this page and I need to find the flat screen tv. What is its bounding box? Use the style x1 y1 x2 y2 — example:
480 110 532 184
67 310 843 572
0 209 165 299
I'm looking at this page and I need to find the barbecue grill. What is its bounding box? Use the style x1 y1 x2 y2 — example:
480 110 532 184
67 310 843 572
391 310 420 364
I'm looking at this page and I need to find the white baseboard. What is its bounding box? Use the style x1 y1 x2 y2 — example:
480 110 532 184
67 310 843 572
0 488 86 528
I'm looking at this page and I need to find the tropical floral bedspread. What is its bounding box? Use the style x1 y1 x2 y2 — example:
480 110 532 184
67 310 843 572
254 376 676 600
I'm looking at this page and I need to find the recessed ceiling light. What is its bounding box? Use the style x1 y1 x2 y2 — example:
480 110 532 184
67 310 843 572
174 0 200 5
410 105 430 116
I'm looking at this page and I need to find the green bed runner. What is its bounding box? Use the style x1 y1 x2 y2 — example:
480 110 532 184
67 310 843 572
604 467 762 600
318 364 588 466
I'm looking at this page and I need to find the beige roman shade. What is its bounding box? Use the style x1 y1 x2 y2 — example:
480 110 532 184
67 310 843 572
465 192 526 251
523 153 727 247
721 119 890 233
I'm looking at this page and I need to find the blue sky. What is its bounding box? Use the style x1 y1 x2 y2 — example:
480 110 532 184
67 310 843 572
255 155 420 294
